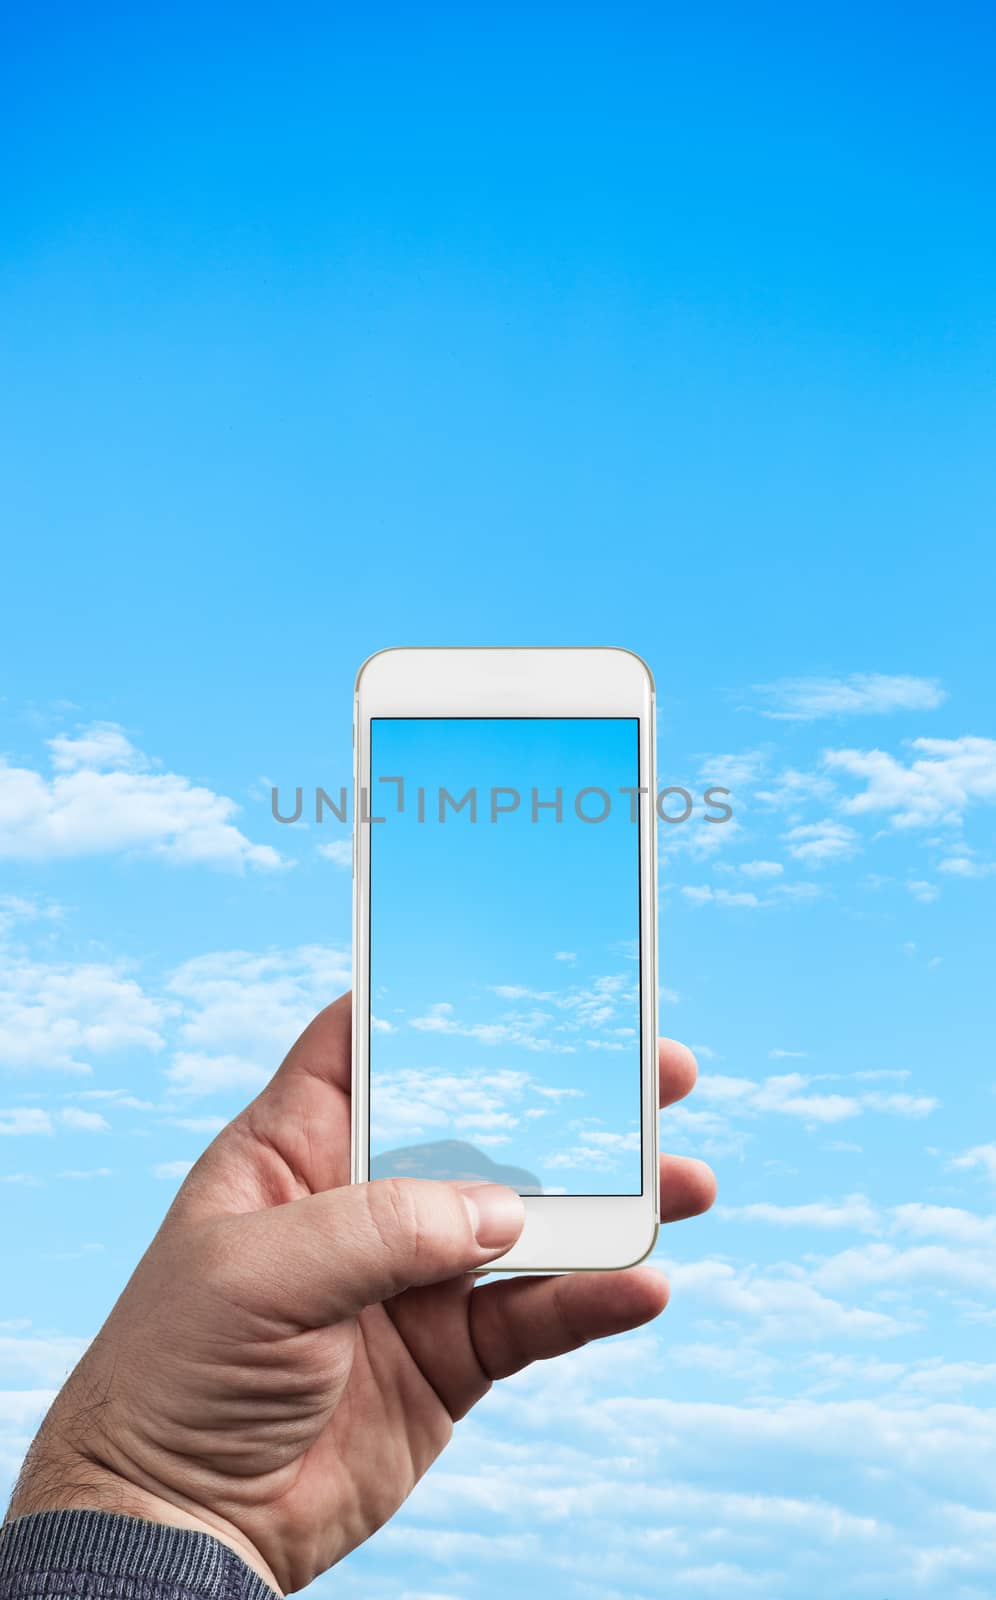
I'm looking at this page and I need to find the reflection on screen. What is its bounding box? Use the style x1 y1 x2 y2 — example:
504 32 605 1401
368 718 642 1196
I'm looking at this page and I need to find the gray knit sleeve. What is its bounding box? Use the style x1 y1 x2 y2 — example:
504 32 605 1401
0 1511 280 1600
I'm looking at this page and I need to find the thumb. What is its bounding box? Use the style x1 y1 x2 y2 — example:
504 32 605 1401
230 1178 526 1325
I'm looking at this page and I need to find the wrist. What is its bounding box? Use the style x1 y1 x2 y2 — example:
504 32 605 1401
8 1436 283 1596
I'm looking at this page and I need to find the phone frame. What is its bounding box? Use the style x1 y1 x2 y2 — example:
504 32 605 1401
352 646 659 1272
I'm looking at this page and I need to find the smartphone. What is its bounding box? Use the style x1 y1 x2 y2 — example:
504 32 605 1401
351 647 659 1272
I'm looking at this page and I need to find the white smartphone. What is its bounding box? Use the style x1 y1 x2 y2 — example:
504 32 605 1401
351 647 659 1272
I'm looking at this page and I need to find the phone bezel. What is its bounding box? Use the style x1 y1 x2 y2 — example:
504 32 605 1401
351 646 659 1272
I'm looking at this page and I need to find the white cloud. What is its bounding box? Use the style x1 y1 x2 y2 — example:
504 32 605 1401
796 1351 908 1393
891 1203 996 1247
409 1002 578 1052
742 1205 991 1320
908 879 940 903
0 959 168 1074
415 1458 877 1549
489 985 554 1001
658 816 745 861
318 838 352 868
163 945 351 1096
938 852 996 878
0 1328 88 1385
952 1143 996 1182
557 975 636 1030
398 1593 471 1600
0 1109 53 1136
578 1130 641 1150
783 820 858 865
669 1341 779 1382
897 1360 996 1396
717 1195 880 1233
771 881 824 902
410 1001 457 1032
661 1101 747 1161
409 976 636 1052
333 1229 996 1598
696 1072 860 1124
0 895 63 940
166 1052 269 1096
365 1064 533 1145
377 1528 542 1568
695 751 768 790
812 1241 995 1298
754 673 946 720
755 768 836 810
827 736 996 829
663 1258 905 1340
739 860 784 878
545 1146 618 1171
589 1392 996 1510
0 723 284 871
0 1386 59 1491
860 1091 937 1118
153 1159 194 1180
48 723 147 772
694 1071 937 1129
681 886 761 908
59 1107 109 1133
546 1127 640 1170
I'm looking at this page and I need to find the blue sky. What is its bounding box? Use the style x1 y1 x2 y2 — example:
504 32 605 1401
2 4 996 1595
368 717 642 1193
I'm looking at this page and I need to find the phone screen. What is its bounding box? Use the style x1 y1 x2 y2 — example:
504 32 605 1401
368 717 643 1196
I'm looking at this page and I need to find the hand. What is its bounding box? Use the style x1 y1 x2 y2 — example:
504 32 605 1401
9 993 716 1594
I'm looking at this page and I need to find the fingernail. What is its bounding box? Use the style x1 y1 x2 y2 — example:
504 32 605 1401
457 1183 525 1249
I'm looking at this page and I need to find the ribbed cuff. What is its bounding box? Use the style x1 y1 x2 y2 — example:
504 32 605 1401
0 1510 279 1600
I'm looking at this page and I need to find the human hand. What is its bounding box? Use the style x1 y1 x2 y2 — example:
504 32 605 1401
9 993 716 1594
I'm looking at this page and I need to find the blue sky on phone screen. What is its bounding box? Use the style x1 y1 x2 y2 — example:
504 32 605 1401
369 717 642 1194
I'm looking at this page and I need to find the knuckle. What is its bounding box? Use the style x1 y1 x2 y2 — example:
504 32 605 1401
364 1179 453 1274
365 1178 422 1259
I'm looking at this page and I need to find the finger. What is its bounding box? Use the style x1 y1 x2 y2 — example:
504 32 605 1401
226 1178 525 1325
659 1037 698 1108
659 1153 717 1222
470 1266 669 1382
